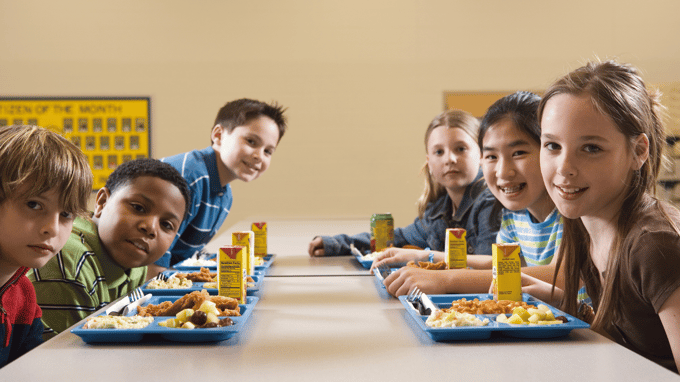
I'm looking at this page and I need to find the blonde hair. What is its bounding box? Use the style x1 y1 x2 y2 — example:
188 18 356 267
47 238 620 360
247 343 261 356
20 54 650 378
416 110 480 218
0 125 93 215
538 60 667 330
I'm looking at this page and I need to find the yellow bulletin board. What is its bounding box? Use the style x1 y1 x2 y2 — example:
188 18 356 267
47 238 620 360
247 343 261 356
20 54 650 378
0 97 150 190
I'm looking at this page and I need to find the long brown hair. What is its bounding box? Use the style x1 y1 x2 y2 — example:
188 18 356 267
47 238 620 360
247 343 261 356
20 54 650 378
416 110 480 218
537 60 666 331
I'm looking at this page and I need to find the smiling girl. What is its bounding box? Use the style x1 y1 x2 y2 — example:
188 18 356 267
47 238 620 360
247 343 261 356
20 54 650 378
480 91 561 270
534 60 680 372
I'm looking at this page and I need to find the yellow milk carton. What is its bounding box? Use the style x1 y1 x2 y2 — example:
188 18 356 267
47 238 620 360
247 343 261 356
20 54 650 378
217 245 246 302
232 231 255 275
252 222 268 257
445 228 467 269
491 243 522 301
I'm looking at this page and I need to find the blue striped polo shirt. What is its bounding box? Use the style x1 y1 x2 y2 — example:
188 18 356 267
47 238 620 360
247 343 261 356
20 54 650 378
157 146 233 267
497 208 563 266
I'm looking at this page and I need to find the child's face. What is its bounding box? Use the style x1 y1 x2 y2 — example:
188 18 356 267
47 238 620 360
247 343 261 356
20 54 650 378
0 187 74 271
93 176 186 269
211 116 279 185
426 125 481 195
482 119 554 221
540 94 644 221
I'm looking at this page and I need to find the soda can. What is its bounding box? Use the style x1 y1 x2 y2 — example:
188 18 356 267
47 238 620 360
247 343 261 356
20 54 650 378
370 213 394 252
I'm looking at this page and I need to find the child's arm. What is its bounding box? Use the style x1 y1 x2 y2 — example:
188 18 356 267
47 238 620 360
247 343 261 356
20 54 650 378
658 285 680 372
308 232 372 257
382 263 562 297
369 248 430 271
383 267 494 296
466 255 493 269
519 273 564 306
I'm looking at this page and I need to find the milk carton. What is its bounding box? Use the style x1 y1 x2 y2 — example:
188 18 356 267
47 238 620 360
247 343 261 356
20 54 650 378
445 228 467 269
232 231 255 275
252 222 268 257
217 245 246 302
491 243 522 301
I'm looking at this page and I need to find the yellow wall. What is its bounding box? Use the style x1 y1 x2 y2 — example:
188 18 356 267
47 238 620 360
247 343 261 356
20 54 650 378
2 0 680 237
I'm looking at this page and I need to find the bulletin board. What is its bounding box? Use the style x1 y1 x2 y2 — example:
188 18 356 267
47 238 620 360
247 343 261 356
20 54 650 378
0 97 150 190
444 92 514 118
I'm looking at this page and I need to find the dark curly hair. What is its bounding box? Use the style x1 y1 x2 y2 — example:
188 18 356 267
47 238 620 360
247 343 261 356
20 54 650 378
105 158 191 219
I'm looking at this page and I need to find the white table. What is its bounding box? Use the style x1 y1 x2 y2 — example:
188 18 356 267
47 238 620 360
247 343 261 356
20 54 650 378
2 219 678 381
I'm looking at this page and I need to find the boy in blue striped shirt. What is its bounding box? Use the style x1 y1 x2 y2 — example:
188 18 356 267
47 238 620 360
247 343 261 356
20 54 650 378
148 99 287 277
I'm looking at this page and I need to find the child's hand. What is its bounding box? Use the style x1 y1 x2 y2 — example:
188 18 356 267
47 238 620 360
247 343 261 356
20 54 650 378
308 237 325 257
383 267 449 297
369 248 427 273
520 273 563 306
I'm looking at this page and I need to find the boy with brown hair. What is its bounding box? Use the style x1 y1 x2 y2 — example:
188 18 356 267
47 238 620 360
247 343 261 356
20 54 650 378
0 125 92 367
149 98 287 276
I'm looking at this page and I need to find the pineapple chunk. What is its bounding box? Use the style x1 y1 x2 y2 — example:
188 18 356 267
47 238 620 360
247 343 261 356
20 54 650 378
199 301 220 316
181 321 196 329
527 308 546 320
512 307 531 321
496 314 508 323
507 313 524 324
528 314 541 324
206 312 219 324
176 308 194 323
545 310 555 321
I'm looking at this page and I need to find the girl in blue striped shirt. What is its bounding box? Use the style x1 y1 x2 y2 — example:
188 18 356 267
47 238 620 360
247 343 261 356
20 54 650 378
479 91 563 284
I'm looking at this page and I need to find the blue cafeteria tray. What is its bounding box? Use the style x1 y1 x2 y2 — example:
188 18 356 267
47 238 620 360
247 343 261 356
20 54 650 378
71 295 258 343
399 293 590 341
141 270 264 296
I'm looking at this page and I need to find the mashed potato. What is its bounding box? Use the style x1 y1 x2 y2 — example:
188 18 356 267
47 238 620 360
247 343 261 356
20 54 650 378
146 277 193 289
84 315 154 329
426 310 490 328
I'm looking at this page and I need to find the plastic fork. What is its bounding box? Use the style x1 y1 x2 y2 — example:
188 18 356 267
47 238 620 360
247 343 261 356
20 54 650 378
377 264 392 280
129 287 144 302
156 272 169 282
409 287 436 316
109 288 144 316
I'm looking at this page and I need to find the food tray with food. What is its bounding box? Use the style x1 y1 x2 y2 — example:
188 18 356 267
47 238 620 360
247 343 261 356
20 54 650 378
173 254 275 272
141 270 264 296
71 293 258 343
399 293 589 342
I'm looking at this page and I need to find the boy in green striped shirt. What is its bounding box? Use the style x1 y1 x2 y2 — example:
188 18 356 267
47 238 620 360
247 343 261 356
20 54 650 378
28 158 190 340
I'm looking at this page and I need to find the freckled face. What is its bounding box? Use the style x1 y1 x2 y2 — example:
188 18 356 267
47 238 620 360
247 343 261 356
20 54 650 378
0 187 74 272
540 94 640 221
94 176 186 269
426 126 481 196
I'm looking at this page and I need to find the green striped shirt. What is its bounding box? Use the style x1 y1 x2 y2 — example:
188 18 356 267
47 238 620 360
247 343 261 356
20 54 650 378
28 216 147 340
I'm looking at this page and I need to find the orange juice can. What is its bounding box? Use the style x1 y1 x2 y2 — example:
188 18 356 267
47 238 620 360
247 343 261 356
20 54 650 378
491 243 522 301
232 231 255 275
252 222 268 257
217 245 246 302
445 228 467 269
